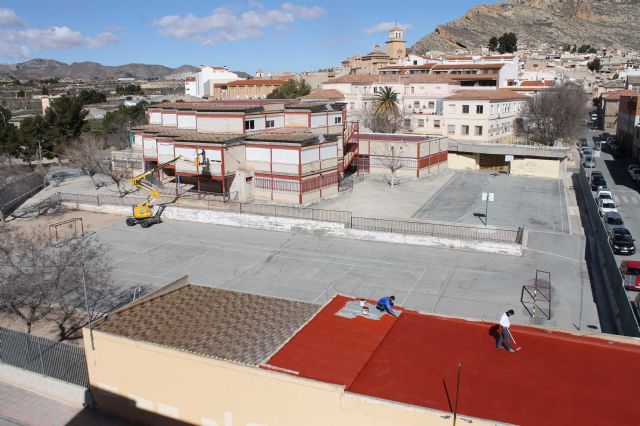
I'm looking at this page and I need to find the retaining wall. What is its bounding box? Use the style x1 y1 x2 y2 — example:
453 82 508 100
62 202 523 256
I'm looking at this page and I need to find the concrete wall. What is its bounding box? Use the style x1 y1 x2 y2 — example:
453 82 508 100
510 157 561 179
447 152 478 170
61 202 522 256
84 331 496 426
0 364 90 408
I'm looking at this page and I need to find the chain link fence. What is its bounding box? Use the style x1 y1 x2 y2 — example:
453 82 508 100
0 327 88 387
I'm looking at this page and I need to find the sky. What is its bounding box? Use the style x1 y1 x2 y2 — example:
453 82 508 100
0 0 498 72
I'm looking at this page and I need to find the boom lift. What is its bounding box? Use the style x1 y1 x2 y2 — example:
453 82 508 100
125 154 201 228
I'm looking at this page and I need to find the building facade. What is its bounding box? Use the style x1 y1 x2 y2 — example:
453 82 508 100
212 79 287 100
602 89 639 134
128 100 347 205
617 94 640 159
184 66 241 98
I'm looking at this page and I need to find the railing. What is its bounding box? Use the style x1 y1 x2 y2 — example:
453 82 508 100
351 217 522 244
521 270 552 320
578 167 640 337
55 192 523 244
0 327 88 387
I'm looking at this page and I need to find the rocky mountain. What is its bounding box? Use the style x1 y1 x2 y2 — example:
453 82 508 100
0 59 200 81
411 0 640 53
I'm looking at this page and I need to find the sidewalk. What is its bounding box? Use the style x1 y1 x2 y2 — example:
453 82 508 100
0 381 128 426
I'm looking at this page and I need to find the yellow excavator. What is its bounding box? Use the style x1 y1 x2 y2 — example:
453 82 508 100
125 154 201 228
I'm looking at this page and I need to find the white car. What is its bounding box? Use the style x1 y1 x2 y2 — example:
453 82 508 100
596 190 613 203
598 199 618 217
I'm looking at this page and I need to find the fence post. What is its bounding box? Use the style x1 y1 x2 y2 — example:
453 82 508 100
97 195 101 206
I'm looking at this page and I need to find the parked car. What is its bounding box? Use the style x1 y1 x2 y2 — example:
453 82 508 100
578 137 588 147
596 190 613 202
582 154 596 168
603 211 624 232
608 228 636 255
628 165 640 176
590 175 607 191
620 260 640 290
630 169 640 182
598 198 617 217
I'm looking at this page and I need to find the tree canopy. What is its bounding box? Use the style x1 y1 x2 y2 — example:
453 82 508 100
77 89 107 105
488 37 499 52
587 58 602 72
487 33 517 54
266 79 311 99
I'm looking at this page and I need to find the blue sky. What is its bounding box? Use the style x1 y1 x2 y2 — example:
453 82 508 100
0 1 497 72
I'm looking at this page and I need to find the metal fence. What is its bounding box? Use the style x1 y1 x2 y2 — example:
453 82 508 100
0 327 88 387
578 167 640 337
56 191 523 244
351 217 523 244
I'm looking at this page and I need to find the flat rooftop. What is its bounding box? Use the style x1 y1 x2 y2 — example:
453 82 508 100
265 295 640 425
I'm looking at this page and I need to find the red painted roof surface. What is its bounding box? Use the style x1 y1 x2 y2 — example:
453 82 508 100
263 295 398 385
266 296 640 425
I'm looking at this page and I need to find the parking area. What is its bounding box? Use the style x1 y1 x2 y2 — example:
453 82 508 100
413 171 569 233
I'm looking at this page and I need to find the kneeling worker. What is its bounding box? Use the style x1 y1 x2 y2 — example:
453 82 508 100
376 295 397 317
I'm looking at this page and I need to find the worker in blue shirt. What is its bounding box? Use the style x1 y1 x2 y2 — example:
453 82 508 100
376 295 397 317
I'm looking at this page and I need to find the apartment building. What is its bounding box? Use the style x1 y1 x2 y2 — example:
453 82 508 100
129 100 347 205
211 79 287 100
184 66 240 98
603 89 639 134
443 89 528 144
321 74 459 135
617 94 640 158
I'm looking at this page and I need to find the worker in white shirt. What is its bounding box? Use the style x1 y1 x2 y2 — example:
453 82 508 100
497 309 516 353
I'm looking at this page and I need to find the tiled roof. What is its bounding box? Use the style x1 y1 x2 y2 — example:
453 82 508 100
445 89 528 102
97 285 320 366
152 102 264 112
325 74 456 85
432 63 505 70
603 89 639 101
246 129 321 143
130 124 243 144
379 64 437 70
300 89 345 100
216 79 288 87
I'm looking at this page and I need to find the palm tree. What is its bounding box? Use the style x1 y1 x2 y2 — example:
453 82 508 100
373 86 400 117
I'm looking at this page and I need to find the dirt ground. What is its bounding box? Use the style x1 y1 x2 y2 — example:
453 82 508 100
1 208 121 344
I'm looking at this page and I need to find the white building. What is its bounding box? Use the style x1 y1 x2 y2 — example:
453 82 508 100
321 74 460 135
442 89 527 144
184 66 241 98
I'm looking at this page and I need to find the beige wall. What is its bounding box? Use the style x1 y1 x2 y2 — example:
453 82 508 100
509 157 561 179
447 152 478 170
85 331 493 426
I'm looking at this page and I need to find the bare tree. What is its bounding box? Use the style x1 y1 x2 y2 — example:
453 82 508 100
0 228 117 338
64 134 107 189
522 82 589 146
375 145 405 188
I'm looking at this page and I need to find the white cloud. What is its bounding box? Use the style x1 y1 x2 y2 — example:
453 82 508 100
0 9 119 59
0 8 24 27
363 21 411 35
153 2 325 45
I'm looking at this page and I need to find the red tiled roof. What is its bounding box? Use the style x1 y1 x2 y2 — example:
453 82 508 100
433 63 505 70
445 89 528 101
603 89 640 101
265 294 640 425
325 74 457 85
379 64 437 70
216 79 288 87
185 76 195 82
300 89 345 100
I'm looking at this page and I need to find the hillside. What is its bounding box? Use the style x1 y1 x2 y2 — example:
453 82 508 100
411 0 640 53
0 59 199 81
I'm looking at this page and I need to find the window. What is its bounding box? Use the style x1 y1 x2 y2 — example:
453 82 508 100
374 86 378 93
364 102 368 109
244 120 255 130
461 125 469 135
266 119 275 128
462 105 470 114
475 126 483 136
414 101 420 109
411 86 415 94
349 102 355 110
476 105 484 114
417 119 425 127
447 125 455 135
434 120 440 129
334 116 342 124
428 101 435 109
404 119 411 128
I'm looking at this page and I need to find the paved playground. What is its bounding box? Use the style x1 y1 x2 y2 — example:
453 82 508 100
413 171 569 233
77 214 600 333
